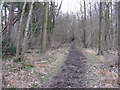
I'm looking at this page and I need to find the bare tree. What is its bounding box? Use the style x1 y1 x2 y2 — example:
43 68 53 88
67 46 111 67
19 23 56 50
7 2 15 40
48 0 55 48
104 3 110 51
15 2 27 61
89 0 93 48
83 0 87 48
98 1 103 55
0 1 4 88
110 2 113 49
4 3 7 27
41 2 49 53
0 1 4 32
56 0 63 17
118 1 120 56
51 0 63 48
114 2 118 50
21 1 34 60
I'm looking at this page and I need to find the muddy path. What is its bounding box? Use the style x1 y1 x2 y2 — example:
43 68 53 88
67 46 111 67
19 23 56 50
42 43 87 88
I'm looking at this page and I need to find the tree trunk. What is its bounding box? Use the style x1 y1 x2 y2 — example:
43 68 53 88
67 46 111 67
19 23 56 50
113 2 118 50
15 2 27 61
0 1 4 88
110 2 114 49
4 3 7 27
6 2 15 41
21 1 34 60
104 3 110 51
83 0 87 48
115 3 118 50
118 1 120 76
0 1 4 47
98 1 103 55
89 1 93 48
0 1 4 31
50 0 55 48
41 2 49 53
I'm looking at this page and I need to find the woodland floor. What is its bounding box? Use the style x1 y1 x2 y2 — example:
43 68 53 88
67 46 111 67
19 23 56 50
42 43 87 88
2 43 119 88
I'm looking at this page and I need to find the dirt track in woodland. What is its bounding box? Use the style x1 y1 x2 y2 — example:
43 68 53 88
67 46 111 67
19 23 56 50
42 43 87 88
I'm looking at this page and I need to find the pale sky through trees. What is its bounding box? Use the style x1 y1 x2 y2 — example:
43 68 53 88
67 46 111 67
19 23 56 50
58 0 94 13
59 0 81 13
58 0 98 13
58 0 117 13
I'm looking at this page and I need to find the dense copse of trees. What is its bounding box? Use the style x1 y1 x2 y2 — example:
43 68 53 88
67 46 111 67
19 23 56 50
0 0 119 61
76 1 118 55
